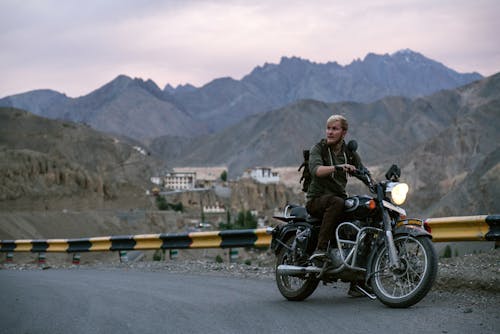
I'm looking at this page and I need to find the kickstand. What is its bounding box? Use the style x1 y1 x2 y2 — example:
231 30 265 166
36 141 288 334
355 285 377 300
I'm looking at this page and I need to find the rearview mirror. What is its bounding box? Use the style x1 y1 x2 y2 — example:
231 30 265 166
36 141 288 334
385 164 401 181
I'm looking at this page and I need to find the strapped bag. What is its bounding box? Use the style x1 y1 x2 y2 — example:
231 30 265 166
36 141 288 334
298 150 311 192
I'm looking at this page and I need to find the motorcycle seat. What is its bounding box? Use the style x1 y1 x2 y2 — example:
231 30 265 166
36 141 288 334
289 205 308 219
287 205 321 225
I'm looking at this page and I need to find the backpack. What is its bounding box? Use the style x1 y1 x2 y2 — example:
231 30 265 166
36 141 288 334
298 150 311 192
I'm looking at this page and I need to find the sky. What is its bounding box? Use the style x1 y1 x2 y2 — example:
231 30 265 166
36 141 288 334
1 0 499 98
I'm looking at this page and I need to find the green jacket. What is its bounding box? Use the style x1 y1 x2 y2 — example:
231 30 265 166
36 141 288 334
306 139 363 201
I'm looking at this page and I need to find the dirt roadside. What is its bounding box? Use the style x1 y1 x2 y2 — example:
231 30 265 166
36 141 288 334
2 247 498 308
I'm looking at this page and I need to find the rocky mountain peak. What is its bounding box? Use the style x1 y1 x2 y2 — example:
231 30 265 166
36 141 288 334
0 49 484 141
392 48 424 58
101 75 162 95
164 83 197 94
279 56 311 65
107 74 134 88
84 74 135 102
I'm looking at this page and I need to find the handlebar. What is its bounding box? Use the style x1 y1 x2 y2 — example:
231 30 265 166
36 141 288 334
350 167 375 191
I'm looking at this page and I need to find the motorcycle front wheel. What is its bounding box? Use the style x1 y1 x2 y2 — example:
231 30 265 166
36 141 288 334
370 235 437 308
275 236 319 301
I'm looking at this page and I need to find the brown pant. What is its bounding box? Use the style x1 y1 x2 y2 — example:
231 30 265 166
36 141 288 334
306 194 345 250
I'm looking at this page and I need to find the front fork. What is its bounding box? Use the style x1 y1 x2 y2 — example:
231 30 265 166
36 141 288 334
383 211 401 269
377 186 401 270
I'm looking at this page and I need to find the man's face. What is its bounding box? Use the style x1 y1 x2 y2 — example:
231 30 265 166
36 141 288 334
326 120 346 145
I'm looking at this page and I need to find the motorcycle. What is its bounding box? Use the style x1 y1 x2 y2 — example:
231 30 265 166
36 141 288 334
270 141 438 308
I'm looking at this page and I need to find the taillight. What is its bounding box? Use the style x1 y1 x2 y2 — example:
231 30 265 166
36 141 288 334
367 199 376 210
423 220 432 233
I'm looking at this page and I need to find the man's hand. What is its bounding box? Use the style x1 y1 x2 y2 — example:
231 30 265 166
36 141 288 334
316 164 356 177
336 164 357 173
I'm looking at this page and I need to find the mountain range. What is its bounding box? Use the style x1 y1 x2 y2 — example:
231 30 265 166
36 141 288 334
152 73 500 217
0 49 482 141
0 49 497 218
153 73 498 171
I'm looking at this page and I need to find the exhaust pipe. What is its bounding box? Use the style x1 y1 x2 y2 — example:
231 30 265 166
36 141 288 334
276 265 322 275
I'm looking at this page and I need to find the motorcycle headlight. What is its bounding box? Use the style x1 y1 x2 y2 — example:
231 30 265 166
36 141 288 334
386 182 409 205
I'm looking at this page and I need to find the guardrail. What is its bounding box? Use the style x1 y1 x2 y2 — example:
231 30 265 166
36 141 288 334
425 215 499 242
0 215 498 262
0 228 272 253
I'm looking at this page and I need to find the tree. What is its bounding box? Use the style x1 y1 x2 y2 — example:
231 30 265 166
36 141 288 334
156 195 169 210
235 210 257 229
155 196 183 212
219 210 257 230
219 211 233 230
244 210 257 229
218 221 233 230
220 170 227 182
235 211 244 228
170 202 184 212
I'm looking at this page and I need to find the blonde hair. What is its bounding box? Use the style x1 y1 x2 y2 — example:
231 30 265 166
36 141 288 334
326 115 348 131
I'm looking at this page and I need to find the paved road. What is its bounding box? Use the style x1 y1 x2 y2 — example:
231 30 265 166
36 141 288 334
0 269 497 334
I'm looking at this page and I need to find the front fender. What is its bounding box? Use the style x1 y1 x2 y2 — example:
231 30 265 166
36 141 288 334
395 221 433 239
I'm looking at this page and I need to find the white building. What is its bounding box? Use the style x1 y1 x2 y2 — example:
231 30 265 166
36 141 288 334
150 176 162 185
133 146 148 156
242 167 280 184
173 166 228 187
203 202 226 213
164 172 196 190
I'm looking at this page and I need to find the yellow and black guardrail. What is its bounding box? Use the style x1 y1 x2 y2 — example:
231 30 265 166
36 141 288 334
425 215 499 242
0 215 498 256
0 228 272 254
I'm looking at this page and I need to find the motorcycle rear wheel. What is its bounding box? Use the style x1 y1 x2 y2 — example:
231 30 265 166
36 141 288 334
275 236 319 301
370 235 437 308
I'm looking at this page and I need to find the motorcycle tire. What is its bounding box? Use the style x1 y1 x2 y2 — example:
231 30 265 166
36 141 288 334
370 235 437 308
275 235 319 301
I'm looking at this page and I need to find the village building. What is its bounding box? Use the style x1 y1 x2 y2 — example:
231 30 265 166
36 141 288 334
173 166 228 188
203 201 226 213
150 176 162 185
242 167 280 184
163 172 196 190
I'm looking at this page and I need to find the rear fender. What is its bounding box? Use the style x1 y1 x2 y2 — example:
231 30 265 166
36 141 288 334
271 222 312 254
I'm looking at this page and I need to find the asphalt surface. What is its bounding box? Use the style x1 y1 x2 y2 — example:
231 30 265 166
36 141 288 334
0 268 498 334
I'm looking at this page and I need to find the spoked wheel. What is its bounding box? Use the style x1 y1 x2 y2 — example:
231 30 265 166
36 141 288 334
370 235 437 308
275 236 319 301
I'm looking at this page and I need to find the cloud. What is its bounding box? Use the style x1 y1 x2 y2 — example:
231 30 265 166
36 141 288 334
0 0 499 97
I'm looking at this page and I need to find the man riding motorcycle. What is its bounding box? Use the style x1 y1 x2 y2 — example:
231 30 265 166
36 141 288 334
305 114 366 296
